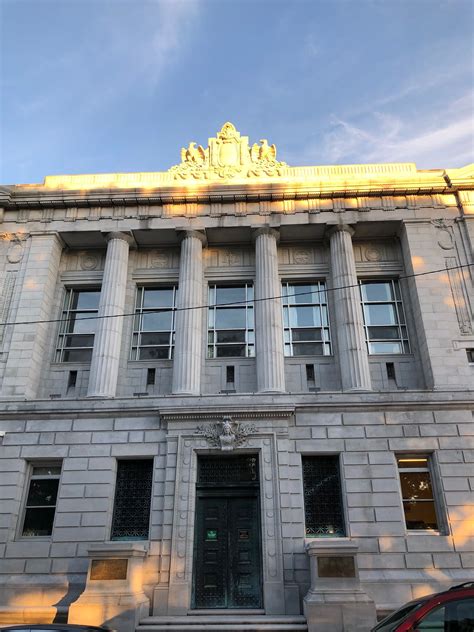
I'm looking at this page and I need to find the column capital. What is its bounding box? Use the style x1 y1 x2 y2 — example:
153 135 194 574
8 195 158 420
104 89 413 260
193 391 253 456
177 230 207 247
105 231 135 247
252 226 280 243
326 223 355 239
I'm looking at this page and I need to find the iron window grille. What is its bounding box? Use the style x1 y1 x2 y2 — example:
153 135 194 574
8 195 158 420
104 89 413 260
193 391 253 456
359 279 410 354
282 282 331 356
111 459 153 540
396 455 440 531
21 463 62 537
131 286 177 360
198 455 259 486
208 284 255 358
302 455 346 537
55 288 100 362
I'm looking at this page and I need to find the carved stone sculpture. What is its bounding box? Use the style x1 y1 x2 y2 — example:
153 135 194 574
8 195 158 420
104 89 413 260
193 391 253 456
196 417 256 451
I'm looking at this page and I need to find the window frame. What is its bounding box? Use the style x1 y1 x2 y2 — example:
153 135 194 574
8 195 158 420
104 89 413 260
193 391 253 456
19 461 62 539
282 280 332 357
130 285 178 361
207 283 255 359
55 287 101 363
301 453 347 538
359 278 410 355
396 453 444 534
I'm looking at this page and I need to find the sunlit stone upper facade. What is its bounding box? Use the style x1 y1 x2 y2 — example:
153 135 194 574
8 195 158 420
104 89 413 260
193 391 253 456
0 124 473 631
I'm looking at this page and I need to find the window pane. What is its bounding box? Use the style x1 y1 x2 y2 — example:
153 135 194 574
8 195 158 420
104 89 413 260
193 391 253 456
22 507 56 536
293 342 324 356
215 286 246 305
26 479 59 506
292 329 322 342
288 284 319 304
72 290 101 310
400 472 434 501
290 306 321 327
65 334 95 348
215 308 247 329
32 466 61 476
138 347 170 360
367 326 400 340
63 349 93 362
303 456 345 536
111 460 153 540
68 313 98 334
140 332 171 346
216 345 246 357
361 282 393 302
216 330 246 343
369 342 403 354
364 303 397 325
143 288 174 308
403 500 438 530
142 311 173 331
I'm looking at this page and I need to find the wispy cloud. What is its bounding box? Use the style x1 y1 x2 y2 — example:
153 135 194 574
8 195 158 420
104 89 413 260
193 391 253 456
319 90 474 169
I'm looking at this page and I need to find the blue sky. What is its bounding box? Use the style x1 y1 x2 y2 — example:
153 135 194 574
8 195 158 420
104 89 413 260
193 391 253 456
1 0 473 184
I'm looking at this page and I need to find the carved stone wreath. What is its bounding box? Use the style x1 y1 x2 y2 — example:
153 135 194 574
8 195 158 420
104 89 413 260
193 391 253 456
196 417 256 451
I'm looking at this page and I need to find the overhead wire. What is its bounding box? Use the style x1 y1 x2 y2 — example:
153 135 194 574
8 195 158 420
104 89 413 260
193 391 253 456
0 261 472 329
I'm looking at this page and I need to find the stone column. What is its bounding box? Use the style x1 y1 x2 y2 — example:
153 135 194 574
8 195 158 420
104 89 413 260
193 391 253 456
1 233 63 399
87 232 132 398
328 225 372 391
254 227 285 393
172 231 206 395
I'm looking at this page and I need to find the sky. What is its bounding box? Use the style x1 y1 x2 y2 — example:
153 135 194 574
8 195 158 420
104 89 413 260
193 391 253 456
1 0 473 184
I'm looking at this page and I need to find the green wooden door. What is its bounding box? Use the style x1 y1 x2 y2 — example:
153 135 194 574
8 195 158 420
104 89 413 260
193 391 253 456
193 494 262 609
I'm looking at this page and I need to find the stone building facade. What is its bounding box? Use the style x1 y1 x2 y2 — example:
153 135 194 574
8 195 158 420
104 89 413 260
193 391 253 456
0 123 473 631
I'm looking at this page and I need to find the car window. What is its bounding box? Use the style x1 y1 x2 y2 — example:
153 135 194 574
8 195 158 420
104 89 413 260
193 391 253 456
415 598 474 632
372 601 424 632
414 604 445 630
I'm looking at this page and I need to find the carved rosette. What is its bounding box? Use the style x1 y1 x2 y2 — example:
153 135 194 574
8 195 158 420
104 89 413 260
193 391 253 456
196 417 256 451
168 122 287 181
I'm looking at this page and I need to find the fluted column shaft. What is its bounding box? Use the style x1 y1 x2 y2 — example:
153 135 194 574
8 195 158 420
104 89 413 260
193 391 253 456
87 233 131 398
172 231 205 395
329 225 372 391
254 228 285 393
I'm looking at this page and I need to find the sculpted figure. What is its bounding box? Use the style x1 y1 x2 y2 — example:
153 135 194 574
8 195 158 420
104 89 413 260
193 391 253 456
181 142 207 164
219 418 236 451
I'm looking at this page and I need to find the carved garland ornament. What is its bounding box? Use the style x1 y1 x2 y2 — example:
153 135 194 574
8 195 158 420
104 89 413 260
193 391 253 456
168 122 287 181
196 416 257 451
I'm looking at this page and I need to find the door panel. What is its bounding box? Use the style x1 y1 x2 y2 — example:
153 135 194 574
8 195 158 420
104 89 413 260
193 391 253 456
193 495 262 609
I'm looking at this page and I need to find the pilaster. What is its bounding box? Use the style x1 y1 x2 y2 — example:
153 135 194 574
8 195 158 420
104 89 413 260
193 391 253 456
328 225 372 391
172 231 206 395
87 232 132 398
254 227 285 393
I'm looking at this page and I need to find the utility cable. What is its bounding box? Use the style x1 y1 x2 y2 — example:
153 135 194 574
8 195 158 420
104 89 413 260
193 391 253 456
0 261 472 328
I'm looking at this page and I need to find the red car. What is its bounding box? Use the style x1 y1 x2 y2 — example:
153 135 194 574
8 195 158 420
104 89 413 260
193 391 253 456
371 582 474 632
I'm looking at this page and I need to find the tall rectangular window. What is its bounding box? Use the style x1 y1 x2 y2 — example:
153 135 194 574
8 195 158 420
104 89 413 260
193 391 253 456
282 282 331 356
131 287 177 360
208 284 254 358
22 464 62 537
56 288 100 362
302 455 345 536
359 279 410 354
111 459 153 540
397 455 440 531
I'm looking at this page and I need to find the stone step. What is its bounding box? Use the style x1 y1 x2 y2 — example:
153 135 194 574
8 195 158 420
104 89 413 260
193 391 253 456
138 614 308 631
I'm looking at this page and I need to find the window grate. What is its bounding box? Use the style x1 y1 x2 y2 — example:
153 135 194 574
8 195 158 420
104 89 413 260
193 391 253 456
198 455 259 485
111 460 153 540
302 455 345 537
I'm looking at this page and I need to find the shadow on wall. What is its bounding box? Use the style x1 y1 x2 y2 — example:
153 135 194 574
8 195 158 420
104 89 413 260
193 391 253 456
53 574 87 623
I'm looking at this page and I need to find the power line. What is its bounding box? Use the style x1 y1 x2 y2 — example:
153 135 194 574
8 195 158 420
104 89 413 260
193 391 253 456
0 262 472 328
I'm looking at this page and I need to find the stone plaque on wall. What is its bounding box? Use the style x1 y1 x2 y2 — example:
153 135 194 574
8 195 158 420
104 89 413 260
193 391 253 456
317 556 355 578
90 558 128 580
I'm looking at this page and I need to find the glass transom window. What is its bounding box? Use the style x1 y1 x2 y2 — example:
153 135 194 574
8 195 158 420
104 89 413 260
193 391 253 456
131 287 177 360
208 284 254 358
282 282 331 356
359 280 410 354
56 288 100 362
